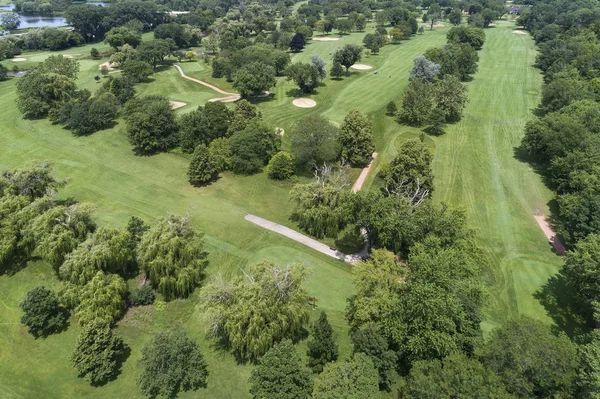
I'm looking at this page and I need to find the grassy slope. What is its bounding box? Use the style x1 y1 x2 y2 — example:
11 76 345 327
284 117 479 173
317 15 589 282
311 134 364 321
432 23 562 330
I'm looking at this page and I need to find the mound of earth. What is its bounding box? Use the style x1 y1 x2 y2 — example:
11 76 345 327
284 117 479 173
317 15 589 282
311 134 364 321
312 37 340 41
513 30 527 35
293 98 317 108
350 64 373 70
169 101 187 110
11 58 26 62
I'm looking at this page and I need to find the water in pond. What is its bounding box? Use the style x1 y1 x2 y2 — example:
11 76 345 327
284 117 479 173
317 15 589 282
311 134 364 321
0 2 109 29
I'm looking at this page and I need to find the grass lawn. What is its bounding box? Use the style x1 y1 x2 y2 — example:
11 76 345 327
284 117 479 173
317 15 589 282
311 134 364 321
0 19 564 398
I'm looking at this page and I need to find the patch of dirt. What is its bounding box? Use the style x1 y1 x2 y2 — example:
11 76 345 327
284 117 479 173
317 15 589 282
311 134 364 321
534 215 566 255
62 54 81 59
11 58 26 62
275 127 284 136
118 305 153 328
352 153 378 192
350 64 373 70
312 37 340 41
292 98 317 108
488 23 497 27
169 101 187 109
432 23 445 27
513 30 527 35
98 61 117 71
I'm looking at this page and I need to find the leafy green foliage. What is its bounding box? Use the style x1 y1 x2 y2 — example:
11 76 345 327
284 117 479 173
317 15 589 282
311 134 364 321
203 261 310 361
20 286 68 338
267 151 295 180
333 44 362 72
409 56 440 82
447 26 486 50
137 214 208 300
1 163 65 200
330 61 344 79
128 285 155 306
577 330 600 399
178 102 232 152
70 318 126 385
249 339 313 399
230 120 280 175
289 116 339 169
73 272 128 326
285 62 320 93
233 62 276 98
379 139 434 199
313 353 379 399
338 109 375 167
104 26 141 49
188 144 218 186
351 323 397 391
404 353 514 399
122 60 153 83
137 329 209 398
209 137 233 172
137 39 175 69
307 312 338 373
479 316 579 398
124 95 179 155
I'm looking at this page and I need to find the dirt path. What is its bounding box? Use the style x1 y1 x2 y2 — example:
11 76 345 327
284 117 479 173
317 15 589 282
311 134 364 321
173 65 240 103
244 215 367 263
352 153 378 192
534 215 566 255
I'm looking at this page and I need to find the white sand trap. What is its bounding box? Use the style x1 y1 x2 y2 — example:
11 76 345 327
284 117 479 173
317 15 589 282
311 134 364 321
312 37 340 41
513 30 527 35
62 54 81 58
293 98 317 108
98 61 117 71
350 64 373 70
169 101 187 109
11 57 26 62
432 23 445 27
488 23 497 27
275 127 284 136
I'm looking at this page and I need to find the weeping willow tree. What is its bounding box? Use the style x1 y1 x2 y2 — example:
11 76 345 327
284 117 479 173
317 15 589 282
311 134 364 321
67 271 128 326
137 214 208 300
22 202 96 270
203 261 310 361
59 227 135 285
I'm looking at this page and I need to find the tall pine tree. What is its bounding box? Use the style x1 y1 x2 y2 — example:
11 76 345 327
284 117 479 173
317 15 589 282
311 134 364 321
307 311 338 373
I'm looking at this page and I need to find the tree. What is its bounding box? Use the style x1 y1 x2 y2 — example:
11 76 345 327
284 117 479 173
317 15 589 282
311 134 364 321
267 152 295 180
101 76 136 104
59 227 134 285
137 39 175 69
410 56 441 81
405 353 514 399
333 44 362 72
336 18 354 34
137 330 208 398
185 50 197 62
0 63 7 82
203 261 310 360
426 107 447 136
104 27 141 49
1 12 20 30
379 139 433 198
123 95 178 155
71 318 126 385
65 4 108 43
154 23 191 48
285 62 320 93
338 109 375 167
449 8 463 26
188 144 218 186
289 116 339 169
229 120 280 174
386 101 398 116
352 324 397 391
20 286 68 338
121 60 153 83
447 26 486 49
67 92 120 136
399 78 435 126
307 312 338 373
1 163 64 200
310 55 327 79
313 353 379 399
435 75 468 121
129 285 155 306
479 316 579 398
137 214 208 300
427 3 442 30
73 272 128 326
289 32 306 52
203 34 219 54
330 61 344 79
249 339 313 399
390 28 404 43
90 47 100 59
233 62 276 98
209 137 232 172
16 70 77 118
577 330 600 399
363 33 385 54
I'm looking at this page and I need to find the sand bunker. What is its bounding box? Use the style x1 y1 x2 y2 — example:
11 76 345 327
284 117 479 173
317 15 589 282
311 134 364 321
350 64 373 70
432 23 445 28
98 61 117 71
513 30 527 35
11 58 26 62
169 101 187 109
293 98 317 108
488 23 497 27
275 127 284 136
312 37 340 41
62 54 81 58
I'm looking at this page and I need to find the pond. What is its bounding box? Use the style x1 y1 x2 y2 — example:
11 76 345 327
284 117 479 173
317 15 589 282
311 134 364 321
0 2 109 29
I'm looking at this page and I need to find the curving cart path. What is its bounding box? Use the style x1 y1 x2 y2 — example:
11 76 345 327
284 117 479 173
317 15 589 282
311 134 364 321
173 65 240 103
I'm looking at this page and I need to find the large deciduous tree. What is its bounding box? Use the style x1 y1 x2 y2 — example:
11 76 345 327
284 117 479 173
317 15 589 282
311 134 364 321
379 139 434 199
313 353 379 399
249 339 313 399
333 44 362 72
233 62 276 98
338 109 375 167
187 144 218 186
72 271 128 326
285 62 320 93
229 120 280 174
289 116 339 169
203 261 310 361
137 329 209 398
20 286 68 338
137 214 208 300
351 323 397 391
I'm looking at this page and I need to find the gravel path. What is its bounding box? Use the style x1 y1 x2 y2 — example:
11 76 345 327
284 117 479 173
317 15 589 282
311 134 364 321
173 65 241 102
352 153 378 192
244 215 366 263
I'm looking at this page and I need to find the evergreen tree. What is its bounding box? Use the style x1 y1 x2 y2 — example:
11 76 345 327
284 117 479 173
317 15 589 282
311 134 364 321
289 32 306 52
250 339 313 399
188 144 218 186
307 311 338 373
338 109 375 167
71 318 126 385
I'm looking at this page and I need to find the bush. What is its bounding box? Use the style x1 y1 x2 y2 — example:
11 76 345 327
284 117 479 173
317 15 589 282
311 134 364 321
90 47 99 59
129 285 155 306
267 151 294 180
